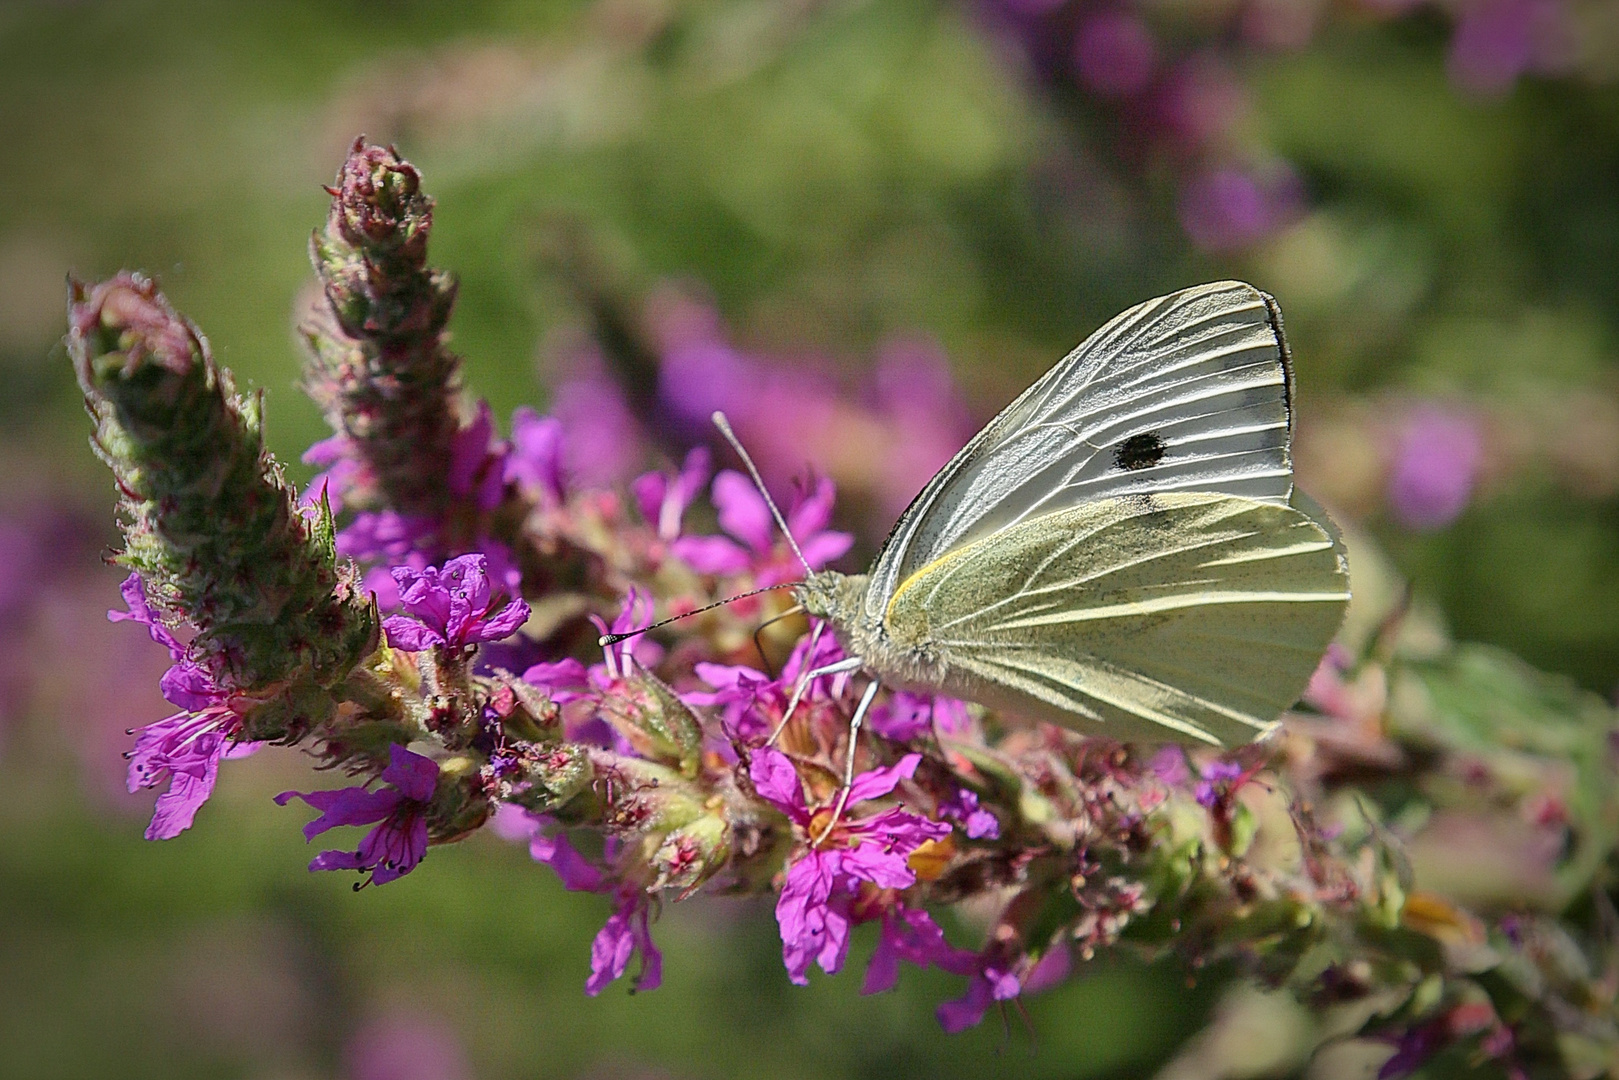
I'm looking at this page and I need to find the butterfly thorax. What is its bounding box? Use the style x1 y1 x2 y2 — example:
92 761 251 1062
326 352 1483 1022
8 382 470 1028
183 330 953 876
794 570 950 689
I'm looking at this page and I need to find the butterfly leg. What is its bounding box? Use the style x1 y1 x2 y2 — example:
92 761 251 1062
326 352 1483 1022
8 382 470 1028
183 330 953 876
765 649 863 748
812 677 882 847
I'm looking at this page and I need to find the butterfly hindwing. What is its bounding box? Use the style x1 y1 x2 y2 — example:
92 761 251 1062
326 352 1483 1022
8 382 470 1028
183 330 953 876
879 493 1350 745
865 281 1295 623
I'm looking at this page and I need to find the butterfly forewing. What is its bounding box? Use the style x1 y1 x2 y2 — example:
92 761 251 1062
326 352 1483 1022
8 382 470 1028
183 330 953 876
865 281 1295 624
880 493 1350 746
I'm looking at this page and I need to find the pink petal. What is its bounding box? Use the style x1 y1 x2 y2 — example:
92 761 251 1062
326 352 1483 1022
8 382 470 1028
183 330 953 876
712 470 774 552
845 752 922 805
748 747 808 818
669 535 753 575
381 744 439 802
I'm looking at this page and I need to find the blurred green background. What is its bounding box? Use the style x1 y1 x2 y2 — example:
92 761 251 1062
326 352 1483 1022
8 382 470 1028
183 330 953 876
3 1 1617 1077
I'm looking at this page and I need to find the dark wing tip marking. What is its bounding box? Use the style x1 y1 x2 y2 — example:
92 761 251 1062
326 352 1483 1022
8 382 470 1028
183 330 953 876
1258 288 1294 425
1115 431 1167 471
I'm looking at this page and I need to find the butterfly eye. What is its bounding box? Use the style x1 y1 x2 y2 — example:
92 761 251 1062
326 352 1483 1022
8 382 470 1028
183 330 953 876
1115 432 1166 471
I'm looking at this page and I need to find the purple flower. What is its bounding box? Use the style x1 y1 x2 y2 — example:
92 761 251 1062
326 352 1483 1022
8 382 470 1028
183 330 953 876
110 574 259 840
1149 745 1191 786
344 1012 471 1080
1073 11 1156 98
491 805 606 891
868 690 973 744
1377 1017 1449 1080
381 554 530 651
446 400 508 513
863 905 977 995
671 470 853 585
1194 759 1246 808
301 433 366 513
938 787 1000 840
1447 0 1567 97
1387 405 1484 530
586 884 663 995
552 343 644 490
588 588 664 685
336 510 436 565
1178 164 1304 252
937 963 1023 1033
632 447 712 541
688 630 850 742
1154 55 1248 153
520 657 592 706
869 338 977 519
490 806 660 993
275 743 439 886
750 748 950 984
504 406 567 506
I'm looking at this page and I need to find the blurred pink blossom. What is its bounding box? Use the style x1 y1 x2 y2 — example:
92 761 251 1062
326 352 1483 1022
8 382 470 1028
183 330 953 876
344 1013 471 1080
1387 405 1485 530
1073 11 1157 98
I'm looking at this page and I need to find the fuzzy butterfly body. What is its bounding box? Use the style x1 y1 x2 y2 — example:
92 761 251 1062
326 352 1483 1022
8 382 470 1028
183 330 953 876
794 281 1350 747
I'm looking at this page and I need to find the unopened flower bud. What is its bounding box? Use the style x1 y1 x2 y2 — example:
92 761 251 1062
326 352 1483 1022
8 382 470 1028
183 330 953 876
69 273 377 698
601 670 704 776
651 811 731 896
512 742 595 815
301 139 464 520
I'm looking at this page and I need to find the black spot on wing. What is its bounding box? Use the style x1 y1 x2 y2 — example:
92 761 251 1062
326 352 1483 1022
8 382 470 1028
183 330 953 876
1115 432 1166 471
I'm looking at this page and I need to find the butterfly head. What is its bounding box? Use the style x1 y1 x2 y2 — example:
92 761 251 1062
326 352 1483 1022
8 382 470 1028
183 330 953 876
793 570 867 629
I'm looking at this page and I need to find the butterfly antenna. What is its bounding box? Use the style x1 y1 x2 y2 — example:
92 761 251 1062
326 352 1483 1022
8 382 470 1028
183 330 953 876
597 583 798 647
711 411 813 575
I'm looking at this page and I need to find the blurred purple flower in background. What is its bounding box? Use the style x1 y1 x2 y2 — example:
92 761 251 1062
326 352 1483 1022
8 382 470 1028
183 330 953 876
632 447 712 541
671 471 853 584
1073 10 1157 98
645 285 977 530
344 1012 471 1080
1179 164 1305 252
1153 54 1248 154
868 338 976 519
551 340 646 490
505 406 568 507
1447 0 1571 96
1387 405 1485 530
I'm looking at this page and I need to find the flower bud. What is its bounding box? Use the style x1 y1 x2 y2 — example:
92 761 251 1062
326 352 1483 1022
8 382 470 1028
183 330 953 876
301 139 464 520
650 811 731 897
510 742 595 815
600 670 704 776
69 273 377 697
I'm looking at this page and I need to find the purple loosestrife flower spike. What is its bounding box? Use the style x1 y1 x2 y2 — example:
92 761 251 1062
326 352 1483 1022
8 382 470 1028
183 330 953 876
381 554 530 652
276 743 440 886
300 139 468 521
69 273 377 722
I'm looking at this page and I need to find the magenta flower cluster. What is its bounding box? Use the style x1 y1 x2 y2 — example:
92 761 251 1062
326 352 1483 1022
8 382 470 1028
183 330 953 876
84 142 1615 1077
978 0 1581 252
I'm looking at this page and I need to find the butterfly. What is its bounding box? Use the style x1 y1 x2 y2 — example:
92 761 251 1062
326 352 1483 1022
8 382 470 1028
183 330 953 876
772 280 1350 758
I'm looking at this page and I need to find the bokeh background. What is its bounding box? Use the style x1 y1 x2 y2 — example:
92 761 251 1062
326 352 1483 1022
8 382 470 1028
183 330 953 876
3 1 1619 1077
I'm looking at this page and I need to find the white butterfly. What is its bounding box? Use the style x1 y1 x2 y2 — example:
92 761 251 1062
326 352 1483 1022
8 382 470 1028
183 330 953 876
747 281 1349 775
